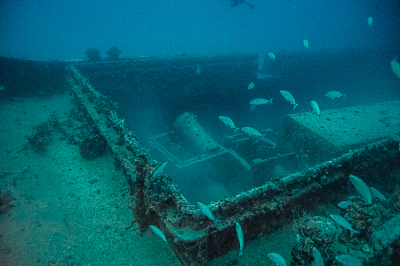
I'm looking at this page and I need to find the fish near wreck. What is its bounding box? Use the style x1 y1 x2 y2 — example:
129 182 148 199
310 101 320 116
152 161 168 178
268 253 287 266
241 127 263 138
391 134 400 150
197 202 219 223
379 116 400 127
391 57 400 78
268 52 276 62
325 91 345 100
250 98 273 105
349 175 372 204
370 187 386 201
280 90 299 110
150 225 167 243
330 214 360 237
312 247 324 266
247 82 255 90
236 222 244 256
219 116 239 131
336 254 363 266
303 39 310 49
338 200 352 209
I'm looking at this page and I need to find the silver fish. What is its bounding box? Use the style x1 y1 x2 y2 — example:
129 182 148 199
197 202 219 223
312 247 324 266
280 90 299 110
236 222 244 256
310 101 320 116
268 52 276 61
303 39 309 49
391 134 400 142
325 91 345 100
391 134 400 150
250 98 273 105
391 57 400 78
219 116 239 131
370 187 386 201
336 254 363 266
349 175 372 204
330 214 359 237
248 82 255 90
268 253 287 266
150 225 167 243
338 200 352 209
152 161 168 178
241 127 263 138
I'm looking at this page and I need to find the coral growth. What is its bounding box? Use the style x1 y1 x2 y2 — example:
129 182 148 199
392 185 400 212
79 130 107 160
0 190 14 214
292 216 340 265
342 197 374 239
106 45 122 61
25 112 65 152
85 48 102 62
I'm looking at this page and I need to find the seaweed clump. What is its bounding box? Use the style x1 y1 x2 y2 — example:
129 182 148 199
85 48 102 62
0 189 14 215
25 112 65 152
106 45 122 61
79 130 107 160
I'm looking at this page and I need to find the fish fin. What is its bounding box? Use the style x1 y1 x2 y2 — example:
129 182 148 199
343 94 346 97
270 97 273 104
239 252 243 257
234 128 239 133
293 104 299 110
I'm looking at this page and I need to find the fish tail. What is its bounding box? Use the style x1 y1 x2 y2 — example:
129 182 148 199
293 104 299 110
239 251 243 257
350 228 360 237
270 97 273 104
234 128 239 133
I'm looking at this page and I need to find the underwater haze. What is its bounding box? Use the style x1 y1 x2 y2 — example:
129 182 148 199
1 0 400 60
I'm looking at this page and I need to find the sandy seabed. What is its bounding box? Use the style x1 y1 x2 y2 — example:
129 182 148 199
0 93 180 265
0 92 297 266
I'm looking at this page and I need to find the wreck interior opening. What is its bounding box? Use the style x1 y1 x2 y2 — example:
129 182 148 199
73 50 399 205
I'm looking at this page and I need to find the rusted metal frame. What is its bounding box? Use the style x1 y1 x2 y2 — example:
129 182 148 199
165 138 398 263
68 65 400 264
68 66 191 235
